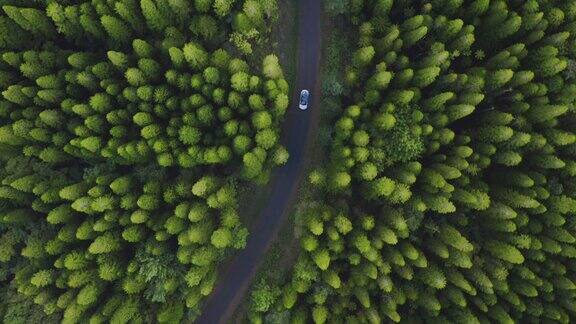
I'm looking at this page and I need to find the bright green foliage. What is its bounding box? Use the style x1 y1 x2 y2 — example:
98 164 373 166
249 279 281 313
0 0 287 322
250 1 576 323
210 228 233 248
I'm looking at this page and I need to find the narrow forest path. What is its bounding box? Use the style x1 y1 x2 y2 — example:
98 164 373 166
195 1 322 323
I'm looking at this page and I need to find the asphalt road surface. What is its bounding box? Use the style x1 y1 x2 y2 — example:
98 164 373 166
195 1 322 323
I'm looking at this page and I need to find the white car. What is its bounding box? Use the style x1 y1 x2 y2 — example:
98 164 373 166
299 89 310 110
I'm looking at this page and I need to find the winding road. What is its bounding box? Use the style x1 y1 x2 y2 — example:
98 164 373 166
195 1 322 323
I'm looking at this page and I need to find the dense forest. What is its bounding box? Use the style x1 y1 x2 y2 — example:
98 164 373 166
248 0 576 323
3 0 576 323
0 0 288 323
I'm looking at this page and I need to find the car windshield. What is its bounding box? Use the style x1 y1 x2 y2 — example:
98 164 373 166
300 92 308 104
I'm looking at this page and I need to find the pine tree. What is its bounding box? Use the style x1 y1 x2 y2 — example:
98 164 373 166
101 15 133 44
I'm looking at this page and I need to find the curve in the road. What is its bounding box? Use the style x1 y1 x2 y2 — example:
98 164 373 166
195 1 322 323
